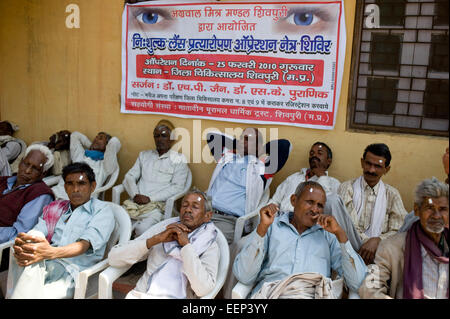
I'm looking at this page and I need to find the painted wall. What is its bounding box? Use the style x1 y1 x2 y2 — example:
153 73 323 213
0 0 448 211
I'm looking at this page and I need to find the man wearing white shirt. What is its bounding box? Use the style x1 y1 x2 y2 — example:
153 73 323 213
122 120 189 236
338 143 408 265
51 131 121 199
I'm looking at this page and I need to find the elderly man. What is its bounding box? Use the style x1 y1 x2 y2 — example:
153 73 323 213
9 162 115 299
359 177 448 299
52 131 121 199
0 121 27 176
206 128 291 244
122 120 189 237
338 143 408 264
0 145 55 245
233 181 367 299
108 189 219 299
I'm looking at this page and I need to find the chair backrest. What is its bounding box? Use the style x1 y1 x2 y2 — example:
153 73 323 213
104 202 132 255
93 166 120 200
201 228 230 299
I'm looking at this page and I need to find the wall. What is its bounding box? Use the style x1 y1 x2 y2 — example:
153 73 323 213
0 0 448 211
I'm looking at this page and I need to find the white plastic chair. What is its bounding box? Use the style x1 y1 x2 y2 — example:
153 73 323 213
3 202 132 299
112 169 192 221
232 187 270 245
43 166 120 200
232 277 361 299
98 227 229 299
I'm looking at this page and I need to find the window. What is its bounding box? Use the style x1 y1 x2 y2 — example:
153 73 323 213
348 0 449 136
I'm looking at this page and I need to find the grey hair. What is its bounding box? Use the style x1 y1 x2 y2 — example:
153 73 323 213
185 188 213 213
414 177 449 207
294 181 325 198
24 144 54 172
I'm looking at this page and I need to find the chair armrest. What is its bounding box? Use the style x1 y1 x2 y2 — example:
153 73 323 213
112 185 125 205
43 175 61 187
0 240 14 266
232 282 253 299
73 259 110 299
98 265 132 299
233 209 259 245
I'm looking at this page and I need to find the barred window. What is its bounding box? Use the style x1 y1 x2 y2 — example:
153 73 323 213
348 0 449 136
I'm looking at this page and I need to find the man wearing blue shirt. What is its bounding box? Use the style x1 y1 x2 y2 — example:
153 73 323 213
9 162 115 299
233 181 367 298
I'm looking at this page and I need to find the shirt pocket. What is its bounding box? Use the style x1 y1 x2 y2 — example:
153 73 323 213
156 162 175 184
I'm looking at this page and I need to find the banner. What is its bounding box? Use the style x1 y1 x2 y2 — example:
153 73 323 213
121 0 346 130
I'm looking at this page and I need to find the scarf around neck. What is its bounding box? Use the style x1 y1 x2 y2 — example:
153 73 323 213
146 219 217 299
84 149 104 161
352 176 387 238
403 220 449 299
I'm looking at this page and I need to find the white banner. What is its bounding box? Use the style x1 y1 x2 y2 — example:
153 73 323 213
121 0 346 130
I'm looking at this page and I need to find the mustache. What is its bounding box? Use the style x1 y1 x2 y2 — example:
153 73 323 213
309 157 321 164
364 171 378 177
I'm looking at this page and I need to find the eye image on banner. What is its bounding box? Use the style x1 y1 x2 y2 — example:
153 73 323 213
121 0 346 130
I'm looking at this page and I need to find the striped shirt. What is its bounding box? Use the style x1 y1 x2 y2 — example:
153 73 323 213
338 177 407 242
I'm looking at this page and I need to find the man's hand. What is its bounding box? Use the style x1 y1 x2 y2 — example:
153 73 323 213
13 233 54 267
150 223 191 248
317 215 348 243
166 223 190 246
257 204 279 237
133 194 150 205
358 237 381 265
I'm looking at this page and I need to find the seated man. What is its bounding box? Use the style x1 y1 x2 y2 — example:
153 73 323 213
9 162 115 299
52 131 121 199
122 120 189 237
0 121 27 176
338 143 408 264
207 127 291 244
0 145 55 245
108 189 219 299
359 177 448 299
233 181 367 299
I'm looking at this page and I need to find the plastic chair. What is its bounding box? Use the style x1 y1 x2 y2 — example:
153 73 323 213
3 202 132 299
232 187 270 245
43 166 120 200
98 227 229 299
112 169 192 222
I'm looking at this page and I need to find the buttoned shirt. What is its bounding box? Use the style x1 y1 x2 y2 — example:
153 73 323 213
233 212 367 296
0 176 53 243
108 218 219 298
33 198 115 279
338 178 407 242
123 149 189 202
422 244 449 299
209 154 249 217
269 168 341 213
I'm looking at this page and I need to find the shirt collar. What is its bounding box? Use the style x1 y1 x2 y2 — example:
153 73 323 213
158 149 172 159
68 198 95 215
361 176 381 195
5 176 31 191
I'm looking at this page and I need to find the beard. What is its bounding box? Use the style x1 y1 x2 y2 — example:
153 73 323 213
425 220 445 234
